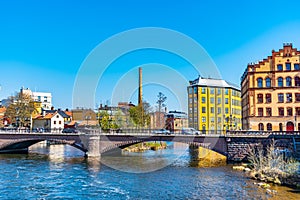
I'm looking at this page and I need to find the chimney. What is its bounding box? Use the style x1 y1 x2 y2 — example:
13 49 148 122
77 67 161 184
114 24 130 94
138 67 143 106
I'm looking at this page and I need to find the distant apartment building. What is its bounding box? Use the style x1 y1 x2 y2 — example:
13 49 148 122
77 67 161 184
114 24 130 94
20 87 52 109
165 111 188 132
241 43 300 131
187 77 242 134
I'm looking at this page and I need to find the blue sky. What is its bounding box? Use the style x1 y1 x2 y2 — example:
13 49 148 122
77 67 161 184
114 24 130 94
1 0 300 111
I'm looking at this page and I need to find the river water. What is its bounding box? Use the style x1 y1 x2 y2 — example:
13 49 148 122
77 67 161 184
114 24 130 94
0 142 299 200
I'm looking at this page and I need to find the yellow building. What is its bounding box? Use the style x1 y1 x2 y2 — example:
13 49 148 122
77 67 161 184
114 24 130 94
241 43 300 131
188 77 242 134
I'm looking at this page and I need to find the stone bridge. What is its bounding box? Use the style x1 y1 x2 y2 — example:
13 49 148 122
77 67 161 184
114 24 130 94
0 130 299 162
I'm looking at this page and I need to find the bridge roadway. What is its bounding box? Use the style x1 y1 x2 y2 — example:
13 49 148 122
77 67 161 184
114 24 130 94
0 130 299 161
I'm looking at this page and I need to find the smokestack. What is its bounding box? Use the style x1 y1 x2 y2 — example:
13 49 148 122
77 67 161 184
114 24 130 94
138 67 143 106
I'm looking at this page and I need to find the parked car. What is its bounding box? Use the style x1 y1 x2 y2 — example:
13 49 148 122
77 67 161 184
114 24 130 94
62 128 78 133
182 128 200 135
152 129 171 135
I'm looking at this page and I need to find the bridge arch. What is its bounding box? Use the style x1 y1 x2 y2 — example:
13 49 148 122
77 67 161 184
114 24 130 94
0 139 87 154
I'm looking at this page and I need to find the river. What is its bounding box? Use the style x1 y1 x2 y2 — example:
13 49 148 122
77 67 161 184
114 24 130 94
0 142 299 200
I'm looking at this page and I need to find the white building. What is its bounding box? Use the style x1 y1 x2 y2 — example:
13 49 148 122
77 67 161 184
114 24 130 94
20 87 52 109
33 111 64 131
32 92 52 109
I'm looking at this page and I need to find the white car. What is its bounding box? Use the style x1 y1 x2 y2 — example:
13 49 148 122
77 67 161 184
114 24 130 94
182 128 200 135
152 129 171 135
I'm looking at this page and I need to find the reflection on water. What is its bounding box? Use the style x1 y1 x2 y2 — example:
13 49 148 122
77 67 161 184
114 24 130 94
0 142 298 199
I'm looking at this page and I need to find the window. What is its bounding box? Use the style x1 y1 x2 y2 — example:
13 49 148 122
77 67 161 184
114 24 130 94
266 77 271 88
279 123 283 131
278 77 283 87
202 107 206 113
278 108 284 116
217 88 221 95
189 88 193 94
278 93 284 103
266 108 272 116
218 117 221 123
194 87 197 94
189 98 193 104
210 88 214 94
286 63 291 71
257 78 263 88
201 97 206 103
296 93 300 102
202 117 206 123
225 98 229 104
286 93 292 102
54 121 56 125
37 96 41 102
202 88 206 94
210 97 214 104
225 108 229 114
277 64 283 71
295 76 300 86
59 121 62 125
217 107 221 114
210 107 214 113
296 107 300 116
294 64 300 70
217 97 221 105
286 77 292 86
224 89 229 95
258 123 264 131
267 123 272 131
258 108 263 116
257 94 263 103
266 93 272 103
287 107 293 116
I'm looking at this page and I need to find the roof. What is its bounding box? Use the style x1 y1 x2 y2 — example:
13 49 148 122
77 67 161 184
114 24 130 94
0 107 6 113
34 113 54 120
42 108 71 118
189 76 240 91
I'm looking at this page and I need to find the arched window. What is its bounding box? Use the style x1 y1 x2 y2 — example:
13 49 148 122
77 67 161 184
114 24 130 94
277 77 283 87
257 78 263 88
266 77 271 88
286 76 292 86
258 123 264 131
279 123 283 131
295 76 300 86
267 123 272 131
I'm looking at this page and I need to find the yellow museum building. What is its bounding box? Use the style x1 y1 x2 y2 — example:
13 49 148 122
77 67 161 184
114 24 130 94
187 77 242 134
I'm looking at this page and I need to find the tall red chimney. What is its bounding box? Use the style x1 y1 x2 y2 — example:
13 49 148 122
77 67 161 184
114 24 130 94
138 67 143 106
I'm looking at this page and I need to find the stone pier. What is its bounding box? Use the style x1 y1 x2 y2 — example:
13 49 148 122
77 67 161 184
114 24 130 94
85 134 101 158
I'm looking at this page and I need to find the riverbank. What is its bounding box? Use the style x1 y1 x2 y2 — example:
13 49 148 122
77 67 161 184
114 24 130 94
123 142 167 152
233 163 300 189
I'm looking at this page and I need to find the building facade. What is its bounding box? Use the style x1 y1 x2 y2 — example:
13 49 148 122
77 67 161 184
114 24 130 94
20 87 52 110
165 111 188 132
241 43 300 131
188 77 242 134
33 111 65 131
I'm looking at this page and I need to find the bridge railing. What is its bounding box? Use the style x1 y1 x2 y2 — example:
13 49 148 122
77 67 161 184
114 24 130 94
0 128 65 134
227 130 300 136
